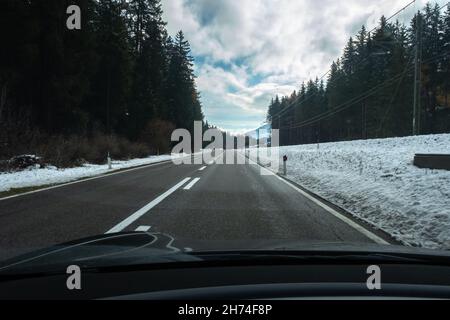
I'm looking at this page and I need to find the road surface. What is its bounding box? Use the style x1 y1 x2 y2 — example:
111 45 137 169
0 150 389 260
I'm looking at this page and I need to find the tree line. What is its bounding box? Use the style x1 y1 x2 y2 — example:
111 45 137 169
267 3 450 146
0 0 205 165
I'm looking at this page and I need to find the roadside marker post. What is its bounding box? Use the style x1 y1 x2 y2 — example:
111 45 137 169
107 152 112 169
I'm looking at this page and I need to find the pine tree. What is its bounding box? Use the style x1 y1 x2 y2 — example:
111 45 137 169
267 4 450 144
88 0 132 135
421 3 442 133
1 0 206 160
441 5 450 108
127 0 169 140
166 31 198 131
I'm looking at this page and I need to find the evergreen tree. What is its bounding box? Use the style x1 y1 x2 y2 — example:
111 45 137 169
127 0 168 140
88 0 132 134
441 5 450 108
421 3 442 132
266 3 450 145
0 0 206 160
166 31 201 131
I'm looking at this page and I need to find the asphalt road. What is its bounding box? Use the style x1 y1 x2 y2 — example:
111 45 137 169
0 150 389 260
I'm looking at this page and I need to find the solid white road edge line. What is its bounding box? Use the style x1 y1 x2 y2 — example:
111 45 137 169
0 159 175 202
243 151 390 245
105 177 191 234
135 226 151 232
183 177 201 190
273 175 390 245
0 151 210 202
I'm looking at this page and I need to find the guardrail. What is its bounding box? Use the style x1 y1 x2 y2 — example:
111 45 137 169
413 154 450 170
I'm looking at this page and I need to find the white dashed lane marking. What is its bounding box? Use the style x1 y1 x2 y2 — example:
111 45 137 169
183 178 201 190
135 226 151 232
105 177 191 234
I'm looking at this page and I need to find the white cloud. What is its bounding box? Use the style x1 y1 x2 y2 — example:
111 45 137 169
196 65 295 118
162 0 446 130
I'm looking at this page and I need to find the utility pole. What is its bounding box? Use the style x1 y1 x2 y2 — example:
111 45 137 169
278 115 281 145
256 127 260 163
289 119 293 145
256 127 260 148
106 71 112 169
413 12 422 136
316 121 320 150
106 2 113 169
362 101 367 140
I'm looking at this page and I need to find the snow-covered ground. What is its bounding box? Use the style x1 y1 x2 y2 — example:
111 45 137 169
0 155 173 193
258 134 450 250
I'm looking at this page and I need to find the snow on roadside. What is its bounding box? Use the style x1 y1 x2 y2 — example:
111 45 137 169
259 134 450 250
0 155 173 193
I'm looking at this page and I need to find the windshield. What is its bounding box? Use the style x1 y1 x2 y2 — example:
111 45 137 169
0 0 449 270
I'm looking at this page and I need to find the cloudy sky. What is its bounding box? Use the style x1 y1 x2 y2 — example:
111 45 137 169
161 0 441 134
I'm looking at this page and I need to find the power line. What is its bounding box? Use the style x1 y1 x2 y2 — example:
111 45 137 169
269 1 449 123
284 50 450 131
268 0 419 121
286 51 450 130
279 6 450 132
367 0 416 35
376 51 416 134
287 71 411 129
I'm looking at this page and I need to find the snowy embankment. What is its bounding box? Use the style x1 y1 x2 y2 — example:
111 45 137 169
260 134 450 249
0 155 173 193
